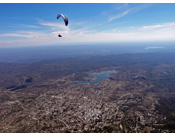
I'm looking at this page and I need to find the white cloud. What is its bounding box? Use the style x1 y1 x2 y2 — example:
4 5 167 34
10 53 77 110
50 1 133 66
40 22 68 29
21 24 39 28
0 31 52 38
108 10 131 22
108 4 150 22
0 22 175 47
142 22 175 29
115 3 128 10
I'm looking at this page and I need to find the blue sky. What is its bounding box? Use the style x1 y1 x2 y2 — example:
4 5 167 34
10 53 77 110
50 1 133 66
0 3 175 47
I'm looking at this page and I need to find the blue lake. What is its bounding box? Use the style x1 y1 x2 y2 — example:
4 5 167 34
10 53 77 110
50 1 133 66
72 71 117 86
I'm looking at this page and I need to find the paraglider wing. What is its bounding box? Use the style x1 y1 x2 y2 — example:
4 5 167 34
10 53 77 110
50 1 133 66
57 14 68 26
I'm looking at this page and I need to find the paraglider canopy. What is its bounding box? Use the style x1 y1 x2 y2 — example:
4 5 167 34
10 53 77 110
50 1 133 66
57 14 68 26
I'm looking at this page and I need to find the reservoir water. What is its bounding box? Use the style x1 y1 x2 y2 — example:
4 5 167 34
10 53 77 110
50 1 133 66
72 70 117 86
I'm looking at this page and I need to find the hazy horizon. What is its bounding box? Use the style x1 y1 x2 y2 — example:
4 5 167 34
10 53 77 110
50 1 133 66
0 42 175 63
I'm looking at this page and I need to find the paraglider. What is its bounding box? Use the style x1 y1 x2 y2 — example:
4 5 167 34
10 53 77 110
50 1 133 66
58 34 62 37
57 14 68 37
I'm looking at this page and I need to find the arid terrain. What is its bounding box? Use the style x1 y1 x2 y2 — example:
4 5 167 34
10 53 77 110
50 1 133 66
0 52 175 132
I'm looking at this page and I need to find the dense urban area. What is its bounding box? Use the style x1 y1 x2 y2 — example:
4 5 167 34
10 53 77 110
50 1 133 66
0 52 175 132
